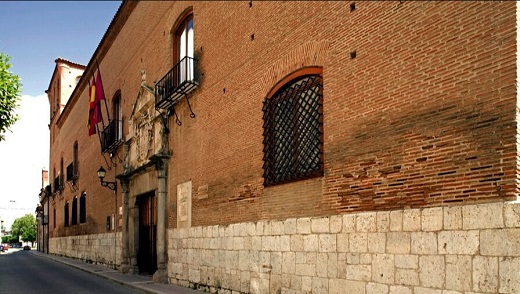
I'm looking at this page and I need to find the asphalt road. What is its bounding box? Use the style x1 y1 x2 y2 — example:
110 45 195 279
0 248 146 294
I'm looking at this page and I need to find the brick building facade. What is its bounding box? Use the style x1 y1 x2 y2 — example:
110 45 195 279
43 1 520 293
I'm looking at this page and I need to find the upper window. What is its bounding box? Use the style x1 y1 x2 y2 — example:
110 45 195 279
73 141 79 177
262 68 324 186
175 13 194 82
113 92 123 142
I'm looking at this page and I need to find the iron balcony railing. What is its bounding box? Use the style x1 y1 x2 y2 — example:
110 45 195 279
100 119 123 154
155 56 199 110
66 162 78 182
53 175 63 193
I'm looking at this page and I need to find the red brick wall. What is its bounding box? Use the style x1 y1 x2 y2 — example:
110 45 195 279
49 1 518 235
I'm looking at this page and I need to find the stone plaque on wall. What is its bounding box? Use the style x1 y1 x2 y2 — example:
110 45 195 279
177 181 192 228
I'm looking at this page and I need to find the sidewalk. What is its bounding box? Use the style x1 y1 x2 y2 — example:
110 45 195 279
31 250 202 294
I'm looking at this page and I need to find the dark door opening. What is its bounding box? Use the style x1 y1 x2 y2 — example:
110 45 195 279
137 192 157 275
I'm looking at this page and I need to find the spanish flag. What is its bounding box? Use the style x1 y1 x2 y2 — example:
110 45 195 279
87 69 106 136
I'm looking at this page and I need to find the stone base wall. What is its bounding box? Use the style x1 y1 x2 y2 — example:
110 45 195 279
167 201 520 293
49 232 122 269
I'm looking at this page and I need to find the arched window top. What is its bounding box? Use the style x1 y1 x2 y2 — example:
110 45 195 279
266 67 323 99
262 67 324 186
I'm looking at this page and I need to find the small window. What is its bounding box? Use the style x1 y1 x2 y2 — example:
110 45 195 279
73 141 79 177
262 69 324 186
53 208 56 229
64 202 69 227
113 93 123 142
80 192 86 223
71 197 78 226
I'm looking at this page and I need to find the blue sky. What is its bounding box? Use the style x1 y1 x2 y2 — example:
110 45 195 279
0 1 121 96
0 1 121 230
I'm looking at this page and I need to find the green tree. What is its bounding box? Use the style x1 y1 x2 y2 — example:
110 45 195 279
11 214 36 246
0 53 22 141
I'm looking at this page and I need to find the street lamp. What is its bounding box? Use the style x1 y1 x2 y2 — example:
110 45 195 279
97 166 117 192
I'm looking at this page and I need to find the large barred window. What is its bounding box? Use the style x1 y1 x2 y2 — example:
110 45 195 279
262 69 324 186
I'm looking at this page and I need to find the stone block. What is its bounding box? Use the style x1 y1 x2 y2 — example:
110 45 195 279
343 214 356 232
241 271 251 293
250 272 270 294
346 264 371 281
303 234 318 252
252 236 262 251
377 211 390 232
411 232 437 255
366 283 389 294
295 263 316 276
283 218 297 235
499 256 520 294
337 233 349 252
311 217 330 234
504 203 520 228
281 252 295 274
301 276 312 292
238 250 250 271
387 232 411 254
312 277 328 293
463 202 503 230
480 228 520 256
438 231 479 255
421 207 443 231
367 232 386 253
396 269 419 286
280 235 290 252
357 212 377 232
350 233 368 253
316 253 328 278
290 275 302 290
256 221 266 236
419 255 445 288
297 218 311 234
473 256 498 293
443 206 462 230
445 255 471 292
290 235 303 252
271 252 282 275
403 209 421 231
329 279 348 294
330 215 342 233
328 253 338 278
372 254 395 284
389 285 412 294
390 210 403 231
271 220 285 235
318 234 336 252
413 288 442 294
395 254 418 269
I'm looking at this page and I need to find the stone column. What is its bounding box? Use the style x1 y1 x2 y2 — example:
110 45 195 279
119 177 130 273
129 199 139 274
152 156 169 283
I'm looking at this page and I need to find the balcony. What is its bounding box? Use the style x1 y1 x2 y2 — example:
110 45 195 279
155 56 199 110
66 162 78 182
53 175 63 193
100 119 123 154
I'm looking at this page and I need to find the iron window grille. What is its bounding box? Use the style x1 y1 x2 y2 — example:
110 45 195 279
66 162 78 182
262 74 324 186
54 175 63 193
